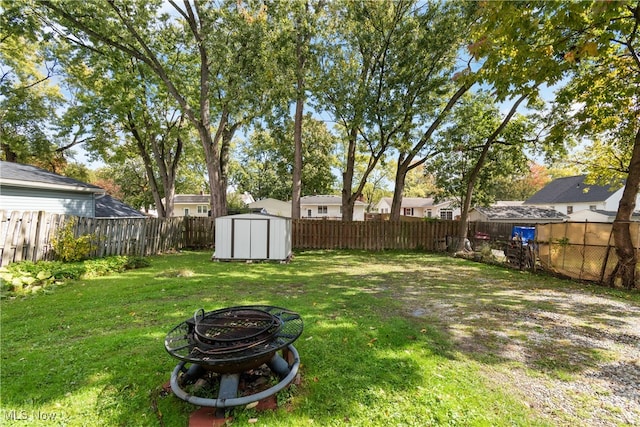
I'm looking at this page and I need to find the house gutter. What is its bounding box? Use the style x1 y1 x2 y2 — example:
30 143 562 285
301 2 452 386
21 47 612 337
0 178 105 194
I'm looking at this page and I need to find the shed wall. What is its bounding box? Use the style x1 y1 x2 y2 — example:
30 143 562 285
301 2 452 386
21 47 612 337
214 214 291 261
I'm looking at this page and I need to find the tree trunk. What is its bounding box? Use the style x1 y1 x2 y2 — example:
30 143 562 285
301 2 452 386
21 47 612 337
390 160 409 221
292 96 303 219
607 127 640 289
341 127 359 221
389 83 472 221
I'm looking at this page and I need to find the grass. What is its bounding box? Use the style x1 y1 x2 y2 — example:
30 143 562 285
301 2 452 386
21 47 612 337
1 250 638 426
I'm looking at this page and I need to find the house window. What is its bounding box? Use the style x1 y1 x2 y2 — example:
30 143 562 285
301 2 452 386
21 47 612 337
567 206 573 214
197 205 208 214
426 210 432 218
307 209 312 217
184 208 190 216
403 208 414 216
318 206 328 214
440 209 453 220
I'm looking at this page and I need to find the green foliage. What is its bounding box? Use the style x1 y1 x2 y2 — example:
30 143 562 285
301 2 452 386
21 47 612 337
0 255 150 296
51 220 97 262
231 114 338 200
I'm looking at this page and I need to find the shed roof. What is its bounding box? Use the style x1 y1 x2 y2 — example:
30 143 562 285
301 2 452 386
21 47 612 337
0 161 104 194
217 212 290 220
525 175 620 204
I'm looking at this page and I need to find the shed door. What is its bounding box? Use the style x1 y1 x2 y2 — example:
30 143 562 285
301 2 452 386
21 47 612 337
232 219 269 259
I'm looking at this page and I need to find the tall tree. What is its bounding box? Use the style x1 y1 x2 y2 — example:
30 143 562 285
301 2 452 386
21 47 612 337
267 1 326 219
42 0 273 218
476 1 640 288
58 44 191 217
231 115 337 201
316 1 475 221
0 2 65 166
387 1 477 221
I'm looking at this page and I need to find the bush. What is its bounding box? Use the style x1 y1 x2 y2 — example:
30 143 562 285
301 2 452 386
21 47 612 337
51 219 98 262
0 255 151 296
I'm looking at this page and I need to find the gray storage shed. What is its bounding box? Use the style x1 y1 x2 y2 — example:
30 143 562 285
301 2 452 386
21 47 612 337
213 213 292 261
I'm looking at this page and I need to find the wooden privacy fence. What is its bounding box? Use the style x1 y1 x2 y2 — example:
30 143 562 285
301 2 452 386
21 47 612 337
292 219 458 251
0 211 184 266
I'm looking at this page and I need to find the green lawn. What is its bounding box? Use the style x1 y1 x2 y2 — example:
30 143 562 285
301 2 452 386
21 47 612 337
1 250 637 426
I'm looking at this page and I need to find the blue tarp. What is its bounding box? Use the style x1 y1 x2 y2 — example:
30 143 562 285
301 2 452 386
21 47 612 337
511 226 535 245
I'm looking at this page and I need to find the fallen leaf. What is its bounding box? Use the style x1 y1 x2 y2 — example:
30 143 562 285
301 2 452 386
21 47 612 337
248 418 258 423
245 401 259 409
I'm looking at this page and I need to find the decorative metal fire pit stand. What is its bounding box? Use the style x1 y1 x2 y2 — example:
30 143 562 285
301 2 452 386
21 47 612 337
165 306 303 418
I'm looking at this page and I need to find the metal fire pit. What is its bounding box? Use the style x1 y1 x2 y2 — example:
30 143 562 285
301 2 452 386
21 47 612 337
164 305 303 409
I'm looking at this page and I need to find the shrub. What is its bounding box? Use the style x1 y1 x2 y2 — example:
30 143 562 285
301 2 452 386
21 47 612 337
0 255 151 296
51 219 97 262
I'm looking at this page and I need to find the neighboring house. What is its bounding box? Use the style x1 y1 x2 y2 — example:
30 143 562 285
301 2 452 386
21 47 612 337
469 206 568 224
375 197 460 220
95 195 146 218
568 209 640 223
171 194 211 217
248 198 292 218
0 161 105 217
524 175 640 215
170 192 255 217
300 195 366 221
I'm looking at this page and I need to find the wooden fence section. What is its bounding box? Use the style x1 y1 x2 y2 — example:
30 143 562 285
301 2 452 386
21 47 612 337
0 211 185 266
184 217 215 248
0 210 538 267
292 219 458 251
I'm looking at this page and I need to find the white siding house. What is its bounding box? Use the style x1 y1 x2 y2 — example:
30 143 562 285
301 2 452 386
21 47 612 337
247 198 292 217
375 197 460 220
0 161 105 217
300 195 366 221
169 194 211 217
524 175 640 216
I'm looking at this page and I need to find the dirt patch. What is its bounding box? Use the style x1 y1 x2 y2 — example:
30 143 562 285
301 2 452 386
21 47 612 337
400 282 640 426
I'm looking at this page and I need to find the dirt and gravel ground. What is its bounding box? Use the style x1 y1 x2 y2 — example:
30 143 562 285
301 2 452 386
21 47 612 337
397 271 640 426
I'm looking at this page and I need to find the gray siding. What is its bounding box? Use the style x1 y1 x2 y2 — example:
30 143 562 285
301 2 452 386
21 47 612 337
0 186 96 217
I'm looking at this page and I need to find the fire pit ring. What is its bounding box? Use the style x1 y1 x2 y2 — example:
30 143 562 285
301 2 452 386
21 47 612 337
169 344 300 408
164 305 303 409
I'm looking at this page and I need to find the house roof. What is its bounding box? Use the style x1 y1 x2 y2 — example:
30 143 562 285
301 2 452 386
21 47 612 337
95 195 146 218
0 161 104 194
472 206 568 220
173 194 210 204
525 175 619 204
301 195 366 206
378 197 449 208
569 209 640 220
